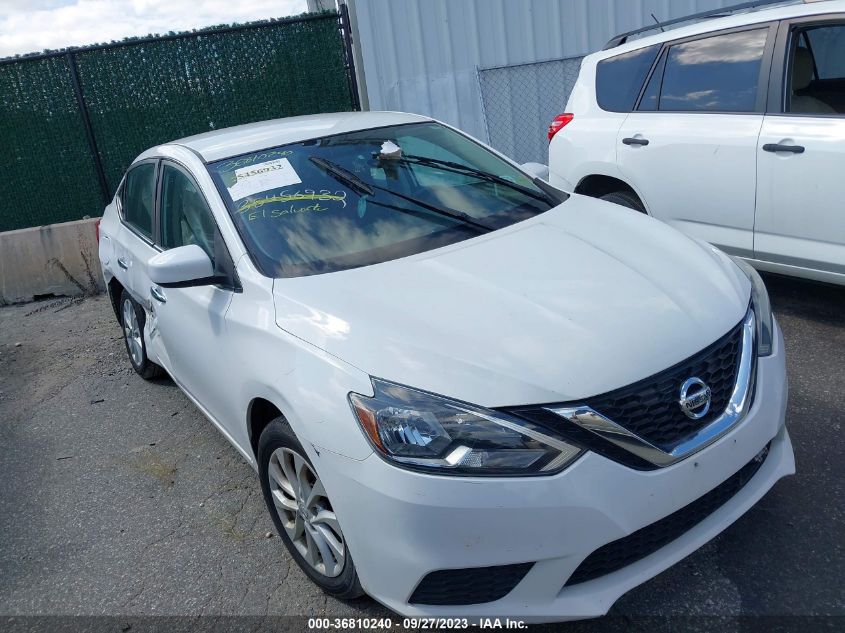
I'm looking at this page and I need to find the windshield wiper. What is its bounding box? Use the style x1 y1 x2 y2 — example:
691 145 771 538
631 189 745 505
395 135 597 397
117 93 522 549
396 154 555 204
309 156 374 197
372 184 493 233
310 156 492 233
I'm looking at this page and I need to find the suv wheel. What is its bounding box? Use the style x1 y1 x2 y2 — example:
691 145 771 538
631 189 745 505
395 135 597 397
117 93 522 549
258 418 363 599
120 291 164 380
600 190 646 213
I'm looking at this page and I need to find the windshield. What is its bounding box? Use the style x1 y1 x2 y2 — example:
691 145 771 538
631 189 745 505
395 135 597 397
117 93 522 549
207 122 563 278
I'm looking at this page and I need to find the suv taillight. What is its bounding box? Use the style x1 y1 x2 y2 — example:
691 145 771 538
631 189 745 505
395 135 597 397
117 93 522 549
95 219 101 243
548 113 574 142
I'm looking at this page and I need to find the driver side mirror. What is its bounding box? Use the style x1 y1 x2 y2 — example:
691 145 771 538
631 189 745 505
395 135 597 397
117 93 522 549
520 162 549 181
148 245 216 288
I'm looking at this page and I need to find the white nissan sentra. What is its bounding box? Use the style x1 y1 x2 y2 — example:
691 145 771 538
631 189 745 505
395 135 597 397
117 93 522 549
98 111 794 621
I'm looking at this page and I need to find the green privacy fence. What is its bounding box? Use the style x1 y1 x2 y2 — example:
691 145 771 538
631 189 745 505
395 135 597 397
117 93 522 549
0 11 358 232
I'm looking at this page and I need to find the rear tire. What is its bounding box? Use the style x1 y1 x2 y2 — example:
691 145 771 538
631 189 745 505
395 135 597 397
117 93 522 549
600 190 646 213
258 417 364 600
120 290 164 380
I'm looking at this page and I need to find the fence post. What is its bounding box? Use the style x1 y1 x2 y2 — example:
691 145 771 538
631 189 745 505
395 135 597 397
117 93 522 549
338 3 361 111
66 52 110 205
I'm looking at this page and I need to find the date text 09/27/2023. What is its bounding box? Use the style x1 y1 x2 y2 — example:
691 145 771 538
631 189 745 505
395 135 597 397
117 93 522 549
306 617 529 630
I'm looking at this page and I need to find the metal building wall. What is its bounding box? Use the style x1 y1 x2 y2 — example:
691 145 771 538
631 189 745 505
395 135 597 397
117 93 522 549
350 0 736 155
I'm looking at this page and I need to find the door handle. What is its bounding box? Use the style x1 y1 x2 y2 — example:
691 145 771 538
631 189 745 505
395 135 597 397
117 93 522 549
150 286 167 304
762 143 804 154
117 257 129 270
622 137 650 146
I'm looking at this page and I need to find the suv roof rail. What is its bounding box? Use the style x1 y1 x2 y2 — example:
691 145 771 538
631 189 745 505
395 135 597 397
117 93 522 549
602 0 807 50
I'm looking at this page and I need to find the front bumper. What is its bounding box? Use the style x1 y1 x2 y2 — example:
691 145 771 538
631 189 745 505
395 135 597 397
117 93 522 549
313 321 793 621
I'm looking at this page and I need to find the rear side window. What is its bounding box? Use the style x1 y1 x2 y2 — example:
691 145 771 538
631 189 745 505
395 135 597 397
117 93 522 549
658 28 768 112
122 163 156 239
596 45 660 112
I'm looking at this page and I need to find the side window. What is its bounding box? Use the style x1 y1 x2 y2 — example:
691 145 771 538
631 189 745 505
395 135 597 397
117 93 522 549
123 162 156 239
159 164 217 261
658 28 768 112
787 24 845 115
596 44 661 112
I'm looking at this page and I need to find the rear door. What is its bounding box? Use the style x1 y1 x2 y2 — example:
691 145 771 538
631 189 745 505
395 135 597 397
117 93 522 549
755 15 845 280
616 24 777 257
548 44 661 191
116 160 160 316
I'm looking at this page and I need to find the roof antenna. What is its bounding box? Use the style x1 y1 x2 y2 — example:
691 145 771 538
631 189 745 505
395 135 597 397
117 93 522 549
651 13 665 32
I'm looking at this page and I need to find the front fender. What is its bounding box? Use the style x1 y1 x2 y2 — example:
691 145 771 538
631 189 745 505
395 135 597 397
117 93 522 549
234 330 376 466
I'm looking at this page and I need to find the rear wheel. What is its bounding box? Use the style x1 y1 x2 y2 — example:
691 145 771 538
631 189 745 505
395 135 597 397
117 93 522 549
600 190 646 213
120 291 164 380
258 418 363 599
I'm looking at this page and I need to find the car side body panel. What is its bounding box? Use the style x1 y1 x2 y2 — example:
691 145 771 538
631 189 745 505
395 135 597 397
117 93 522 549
550 0 845 285
615 110 763 257
756 114 845 279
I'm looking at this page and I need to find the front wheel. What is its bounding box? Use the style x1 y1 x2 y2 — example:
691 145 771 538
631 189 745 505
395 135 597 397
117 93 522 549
600 190 646 213
258 418 363 599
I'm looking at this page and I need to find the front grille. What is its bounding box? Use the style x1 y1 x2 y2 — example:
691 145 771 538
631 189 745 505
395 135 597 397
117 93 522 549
582 319 745 449
564 445 768 587
507 406 661 470
409 562 533 605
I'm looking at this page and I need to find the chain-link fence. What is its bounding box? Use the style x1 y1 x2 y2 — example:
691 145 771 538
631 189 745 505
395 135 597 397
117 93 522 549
0 12 356 232
478 56 584 166
0 56 106 231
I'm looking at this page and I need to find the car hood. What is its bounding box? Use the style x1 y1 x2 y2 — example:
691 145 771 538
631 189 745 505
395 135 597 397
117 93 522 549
272 196 750 407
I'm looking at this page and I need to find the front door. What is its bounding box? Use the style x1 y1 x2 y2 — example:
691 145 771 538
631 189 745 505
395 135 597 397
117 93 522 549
147 161 243 445
755 18 845 281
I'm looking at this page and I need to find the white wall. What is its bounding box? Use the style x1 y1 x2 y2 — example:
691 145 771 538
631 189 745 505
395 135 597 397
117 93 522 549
349 0 737 143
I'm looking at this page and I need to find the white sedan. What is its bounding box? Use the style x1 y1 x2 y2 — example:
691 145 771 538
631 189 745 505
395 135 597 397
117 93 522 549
98 111 793 621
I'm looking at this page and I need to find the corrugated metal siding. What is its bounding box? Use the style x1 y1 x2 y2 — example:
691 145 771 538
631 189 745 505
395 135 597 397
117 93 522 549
351 0 736 145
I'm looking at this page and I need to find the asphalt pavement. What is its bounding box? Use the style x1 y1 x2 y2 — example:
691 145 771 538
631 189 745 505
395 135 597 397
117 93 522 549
0 273 842 631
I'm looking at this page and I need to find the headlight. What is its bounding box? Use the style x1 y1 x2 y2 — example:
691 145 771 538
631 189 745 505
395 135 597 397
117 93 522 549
348 379 582 476
733 258 774 356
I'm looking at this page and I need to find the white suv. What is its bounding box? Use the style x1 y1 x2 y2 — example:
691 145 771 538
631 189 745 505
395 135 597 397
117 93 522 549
549 0 845 286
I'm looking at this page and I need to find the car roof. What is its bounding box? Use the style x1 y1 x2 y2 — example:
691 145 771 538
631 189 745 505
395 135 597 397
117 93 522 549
164 111 432 163
593 0 845 60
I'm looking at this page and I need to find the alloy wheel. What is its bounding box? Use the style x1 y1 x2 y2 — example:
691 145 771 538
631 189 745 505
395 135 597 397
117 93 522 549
267 447 346 578
122 298 143 367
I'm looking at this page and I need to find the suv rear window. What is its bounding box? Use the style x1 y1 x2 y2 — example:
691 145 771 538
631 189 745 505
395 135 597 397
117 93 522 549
596 45 660 112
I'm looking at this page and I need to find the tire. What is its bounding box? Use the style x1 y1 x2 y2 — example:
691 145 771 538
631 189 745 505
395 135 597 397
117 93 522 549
120 290 165 380
258 418 364 600
600 190 646 213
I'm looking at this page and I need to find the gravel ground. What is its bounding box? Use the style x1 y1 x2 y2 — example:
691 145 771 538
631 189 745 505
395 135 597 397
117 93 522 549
0 273 842 629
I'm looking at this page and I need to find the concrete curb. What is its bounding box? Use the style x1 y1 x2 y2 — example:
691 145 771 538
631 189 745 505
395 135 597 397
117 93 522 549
0 218 105 305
